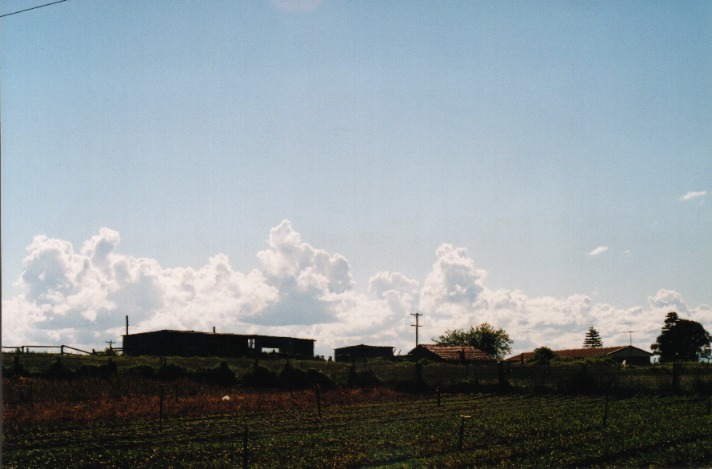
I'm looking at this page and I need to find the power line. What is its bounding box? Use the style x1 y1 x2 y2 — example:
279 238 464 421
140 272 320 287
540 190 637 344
1 0 68 18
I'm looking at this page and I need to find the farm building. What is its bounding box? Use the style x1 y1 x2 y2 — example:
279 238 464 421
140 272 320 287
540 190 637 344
506 345 653 366
122 330 315 358
407 344 495 363
334 344 395 362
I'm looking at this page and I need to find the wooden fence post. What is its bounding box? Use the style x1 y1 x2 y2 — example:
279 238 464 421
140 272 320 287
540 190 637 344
315 384 322 419
159 386 164 433
457 415 471 450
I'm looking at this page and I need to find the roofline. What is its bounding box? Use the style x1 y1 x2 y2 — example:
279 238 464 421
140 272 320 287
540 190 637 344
506 344 653 360
122 329 316 342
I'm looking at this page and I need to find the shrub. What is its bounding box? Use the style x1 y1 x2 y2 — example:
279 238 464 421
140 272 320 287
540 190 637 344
41 357 74 380
242 364 278 388
126 365 156 379
195 361 237 386
347 368 382 388
276 363 336 390
3 353 29 379
77 359 118 380
160 363 187 380
306 369 335 390
529 347 557 365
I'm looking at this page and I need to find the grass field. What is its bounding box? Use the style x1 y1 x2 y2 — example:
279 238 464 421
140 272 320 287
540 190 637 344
4 391 711 467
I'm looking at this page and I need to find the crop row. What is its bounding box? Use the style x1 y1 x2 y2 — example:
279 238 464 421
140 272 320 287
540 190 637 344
4 393 711 467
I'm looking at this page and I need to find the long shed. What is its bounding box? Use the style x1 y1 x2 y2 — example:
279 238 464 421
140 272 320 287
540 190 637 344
334 344 395 362
122 330 315 358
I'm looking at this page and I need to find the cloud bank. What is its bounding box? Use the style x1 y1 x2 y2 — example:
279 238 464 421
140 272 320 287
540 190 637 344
3 222 711 357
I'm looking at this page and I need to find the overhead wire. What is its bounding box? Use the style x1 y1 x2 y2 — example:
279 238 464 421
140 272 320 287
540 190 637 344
1 0 68 18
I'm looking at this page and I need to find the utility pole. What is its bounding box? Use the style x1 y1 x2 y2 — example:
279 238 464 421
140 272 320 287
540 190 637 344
411 312 423 348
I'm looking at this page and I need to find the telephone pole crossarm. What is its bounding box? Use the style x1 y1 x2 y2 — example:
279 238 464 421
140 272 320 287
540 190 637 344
411 312 423 348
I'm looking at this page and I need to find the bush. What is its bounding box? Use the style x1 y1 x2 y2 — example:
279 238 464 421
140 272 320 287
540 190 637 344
347 368 382 388
126 365 156 379
41 357 74 380
195 361 237 386
278 362 308 389
160 363 187 380
306 369 335 390
277 363 336 390
242 364 278 388
78 359 118 380
3 353 29 379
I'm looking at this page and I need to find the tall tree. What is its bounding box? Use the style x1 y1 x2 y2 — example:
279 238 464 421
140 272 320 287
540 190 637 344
583 326 603 348
651 312 711 362
434 323 512 360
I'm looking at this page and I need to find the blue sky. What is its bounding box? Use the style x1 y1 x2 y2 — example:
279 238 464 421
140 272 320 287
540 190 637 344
2 0 710 356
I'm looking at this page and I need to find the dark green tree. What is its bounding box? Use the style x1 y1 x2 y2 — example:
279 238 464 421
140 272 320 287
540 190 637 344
583 326 603 348
651 312 711 362
434 322 512 360
530 346 557 365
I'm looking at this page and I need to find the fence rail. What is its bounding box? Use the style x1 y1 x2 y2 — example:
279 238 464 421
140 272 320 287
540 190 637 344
2 345 95 355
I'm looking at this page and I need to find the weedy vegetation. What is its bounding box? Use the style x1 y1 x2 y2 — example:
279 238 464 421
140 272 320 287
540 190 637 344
3 352 711 467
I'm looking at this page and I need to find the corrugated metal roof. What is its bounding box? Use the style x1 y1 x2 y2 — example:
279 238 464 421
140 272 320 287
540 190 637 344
506 345 652 362
411 344 494 362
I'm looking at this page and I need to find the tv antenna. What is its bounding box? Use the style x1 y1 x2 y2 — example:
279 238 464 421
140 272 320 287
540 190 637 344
624 330 635 345
411 312 423 347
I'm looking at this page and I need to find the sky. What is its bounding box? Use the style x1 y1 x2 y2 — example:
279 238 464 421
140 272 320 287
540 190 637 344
2 0 711 358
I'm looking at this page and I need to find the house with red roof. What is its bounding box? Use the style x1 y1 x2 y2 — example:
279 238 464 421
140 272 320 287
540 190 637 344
407 344 496 363
506 345 653 366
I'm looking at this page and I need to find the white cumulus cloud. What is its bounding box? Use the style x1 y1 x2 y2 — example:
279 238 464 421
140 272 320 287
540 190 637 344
680 191 707 201
3 222 710 358
588 246 609 256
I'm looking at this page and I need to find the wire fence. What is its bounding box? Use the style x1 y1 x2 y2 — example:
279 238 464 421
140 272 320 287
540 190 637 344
2 345 96 354
4 354 711 407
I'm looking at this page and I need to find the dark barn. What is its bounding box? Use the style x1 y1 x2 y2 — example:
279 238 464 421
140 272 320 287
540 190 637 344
334 344 395 362
122 330 315 358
